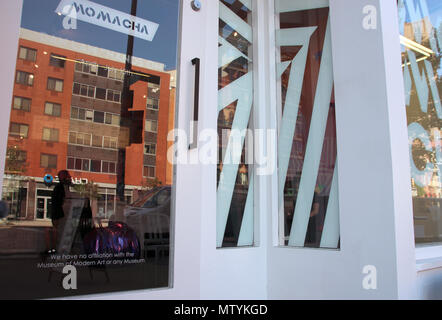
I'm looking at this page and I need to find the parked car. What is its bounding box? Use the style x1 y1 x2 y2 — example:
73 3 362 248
123 186 171 258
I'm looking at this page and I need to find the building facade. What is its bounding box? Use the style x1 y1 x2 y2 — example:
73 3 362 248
0 0 441 300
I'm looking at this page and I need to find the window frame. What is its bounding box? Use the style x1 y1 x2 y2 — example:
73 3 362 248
47 77 64 92
18 46 37 62
40 153 57 169
9 122 29 138
15 70 34 86
44 102 61 117
49 54 66 68
12 96 31 112
42 127 59 142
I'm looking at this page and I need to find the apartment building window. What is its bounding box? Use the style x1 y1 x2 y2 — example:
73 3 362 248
96 87 107 100
144 143 156 155
148 82 160 98
92 135 103 148
42 128 59 142
44 102 61 117
102 161 116 174
94 111 105 124
103 136 118 149
75 60 98 75
16 71 34 86
108 68 124 81
9 123 28 138
71 106 93 122
98 66 108 78
18 46 37 62
7 150 27 162
73 82 94 97
107 89 121 103
105 113 120 126
40 154 57 169
49 54 66 68
147 98 159 110
143 166 156 178
146 120 158 133
67 157 89 171
47 78 63 92
91 160 101 173
69 132 92 146
13 97 31 111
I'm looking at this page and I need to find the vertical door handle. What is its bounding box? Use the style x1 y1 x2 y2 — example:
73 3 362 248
189 57 200 150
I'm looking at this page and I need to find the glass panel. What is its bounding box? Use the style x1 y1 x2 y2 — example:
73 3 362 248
275 0 340 248
217 0 254 248
1 0 180 299
398 0 442 244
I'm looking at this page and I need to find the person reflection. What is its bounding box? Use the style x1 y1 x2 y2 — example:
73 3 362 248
49 170 72 253
305 191 320 247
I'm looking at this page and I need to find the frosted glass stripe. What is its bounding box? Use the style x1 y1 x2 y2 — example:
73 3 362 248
424 60 442 119
289 18 334 246
237 175 254 246
217 72 254 248
218 71 253 113
403 59 412 106
277 27 316 211
277 61 291 78
219 1 252 43
219 36 251 69
276 0 329 13
276 27 317 47
320 166 340 248
407 50 429 113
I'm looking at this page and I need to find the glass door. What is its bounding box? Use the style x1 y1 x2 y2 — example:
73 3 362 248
0 0 185 299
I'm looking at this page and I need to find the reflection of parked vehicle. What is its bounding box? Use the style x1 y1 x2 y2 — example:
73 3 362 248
124 186 171 259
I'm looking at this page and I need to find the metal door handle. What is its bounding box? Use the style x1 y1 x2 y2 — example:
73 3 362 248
189 57 200 150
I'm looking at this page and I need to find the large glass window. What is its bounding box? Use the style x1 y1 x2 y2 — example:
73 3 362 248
398 0 442 244
0 0 179 299
275 1 339 249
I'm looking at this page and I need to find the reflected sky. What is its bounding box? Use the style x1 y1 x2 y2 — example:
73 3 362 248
21 0 179 70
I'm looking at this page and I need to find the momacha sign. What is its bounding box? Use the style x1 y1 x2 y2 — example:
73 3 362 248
55 0 160 41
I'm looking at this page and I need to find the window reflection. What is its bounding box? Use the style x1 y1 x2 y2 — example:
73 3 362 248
0 0 179 299
398 0 442 244
276 5 339 248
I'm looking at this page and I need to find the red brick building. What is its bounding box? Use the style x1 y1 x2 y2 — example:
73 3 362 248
3 28 175 221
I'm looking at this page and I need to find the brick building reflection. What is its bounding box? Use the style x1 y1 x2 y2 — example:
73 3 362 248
3 28 176 224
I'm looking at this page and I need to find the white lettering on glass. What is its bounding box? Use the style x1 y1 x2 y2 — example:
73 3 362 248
56 0 159 41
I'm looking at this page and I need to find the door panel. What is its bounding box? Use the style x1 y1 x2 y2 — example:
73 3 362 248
0 0 182 299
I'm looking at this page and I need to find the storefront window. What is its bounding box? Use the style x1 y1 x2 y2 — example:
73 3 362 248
398 0 442 244
0 0 179 299
275 0 340 248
